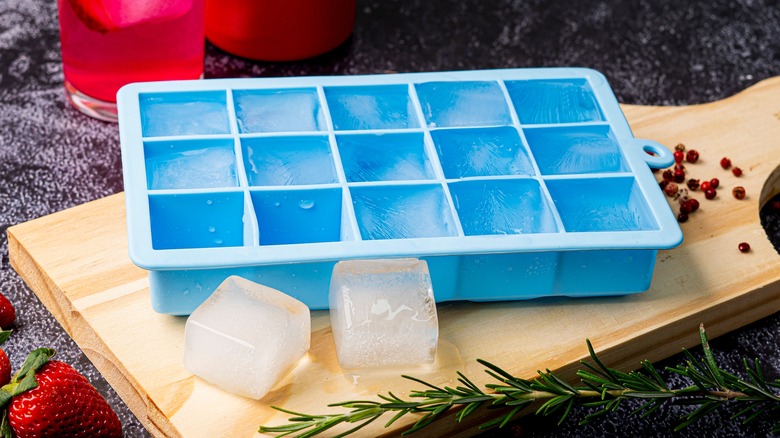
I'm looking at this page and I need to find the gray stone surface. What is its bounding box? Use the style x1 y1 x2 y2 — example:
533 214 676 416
0 0 778 436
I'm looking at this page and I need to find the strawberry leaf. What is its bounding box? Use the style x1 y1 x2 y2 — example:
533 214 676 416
11 370 38 396
0 390 9 409
0 411 10 438
0 331 10 346
13 348 54 383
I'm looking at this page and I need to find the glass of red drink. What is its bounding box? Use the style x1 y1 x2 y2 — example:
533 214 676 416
57 0 205 122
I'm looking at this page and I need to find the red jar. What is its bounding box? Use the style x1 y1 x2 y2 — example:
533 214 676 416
205 0 356 61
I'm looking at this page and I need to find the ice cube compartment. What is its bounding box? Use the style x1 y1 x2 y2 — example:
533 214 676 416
118 68 683 315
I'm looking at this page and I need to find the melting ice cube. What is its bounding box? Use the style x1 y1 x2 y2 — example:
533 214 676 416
326 89 416 130
416 81 512 128
147 146 237 190
234 90 325 133
351 185 458 240
183 276 310 399
141 100 230 137
329 259 438 369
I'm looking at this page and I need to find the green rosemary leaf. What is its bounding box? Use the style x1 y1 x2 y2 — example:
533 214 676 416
478 414 506 430
346 408 383 423
734 396 770 402
456 402 481 422
585 339 617 382
380 402 421 409
640 400 664 418
680 365 712 392
545 370 581 395
671 385 703 396
580 406 611 425
743 360 772 394
458 371 485 394
484 383 512 393
753 358 765 383
287 416 317 422
579 379 603 396
674 400 723 431
402 375 446 392
581 358 616 378
384 409 409 428
630 399 661 417
576 370 613 386
296 418 343 438
606 397 621 411
331 413 382 438
537 395 574 416
483 370 508 386
337 402 382 411
673 397 721 406
491 394 510 405
699 325 726 388
269 406 323 419
499 405 525 428
504 399 533 408
452 396 495 404
738 404 768 425
329 400 379 409
737 379 780 401
409 390 449 399
681 350 708 379
443 386 470 397
534 372 567 395
258 422 313 433
610 369 633 382
641 360 669 390
477 359 517 381
622 372 661 392
406 403 451 434
622 391 675 399
510 379 534 392
557 399 575 426
376 393 395 403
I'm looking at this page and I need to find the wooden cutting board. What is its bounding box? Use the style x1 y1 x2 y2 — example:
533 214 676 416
8 77 780 438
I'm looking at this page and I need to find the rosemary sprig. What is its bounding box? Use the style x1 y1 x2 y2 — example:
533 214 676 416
259 325 780 436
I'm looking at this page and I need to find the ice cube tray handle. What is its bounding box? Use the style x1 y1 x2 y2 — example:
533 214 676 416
633 138 675 169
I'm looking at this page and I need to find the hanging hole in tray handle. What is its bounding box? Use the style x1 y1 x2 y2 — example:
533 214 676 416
635 139 674 169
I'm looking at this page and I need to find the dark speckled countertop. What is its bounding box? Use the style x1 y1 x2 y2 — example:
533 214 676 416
1 0 778 436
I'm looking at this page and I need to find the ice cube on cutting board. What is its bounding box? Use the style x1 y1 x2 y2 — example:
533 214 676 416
329 259 438 369
183 276 310 399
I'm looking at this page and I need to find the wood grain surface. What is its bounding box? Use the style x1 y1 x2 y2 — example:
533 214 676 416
8 77 780 437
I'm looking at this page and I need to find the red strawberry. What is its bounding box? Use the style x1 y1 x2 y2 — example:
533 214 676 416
0 293 15 329
1 348 122 438
0 331 11 387
0 350 10 388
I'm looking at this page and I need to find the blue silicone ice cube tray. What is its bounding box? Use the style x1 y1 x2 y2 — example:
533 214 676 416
118 68 683 315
